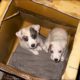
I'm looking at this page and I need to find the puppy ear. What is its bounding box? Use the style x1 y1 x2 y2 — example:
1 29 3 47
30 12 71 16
16 29 22 38
31 24 40 32
48 44 52 52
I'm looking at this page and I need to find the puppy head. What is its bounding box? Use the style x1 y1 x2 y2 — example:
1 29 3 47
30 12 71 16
16 24 40 49
48 41 67 62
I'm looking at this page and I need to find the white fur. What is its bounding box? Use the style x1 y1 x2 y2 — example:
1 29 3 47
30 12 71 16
43 27 68 62
16 24 43 55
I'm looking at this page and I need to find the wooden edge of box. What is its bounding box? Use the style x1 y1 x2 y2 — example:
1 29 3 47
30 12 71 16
14 0 79 27
62 21 80 80
0 0 12 26
0 62 47 80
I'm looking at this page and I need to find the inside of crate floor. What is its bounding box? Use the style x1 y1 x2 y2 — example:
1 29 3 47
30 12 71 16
8 12 76 80
9 42 67 80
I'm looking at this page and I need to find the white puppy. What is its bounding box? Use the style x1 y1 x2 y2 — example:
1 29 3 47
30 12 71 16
16 24 43 55
43 28 68 62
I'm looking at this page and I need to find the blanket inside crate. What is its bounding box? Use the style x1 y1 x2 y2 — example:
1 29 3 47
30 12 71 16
9 36 68 80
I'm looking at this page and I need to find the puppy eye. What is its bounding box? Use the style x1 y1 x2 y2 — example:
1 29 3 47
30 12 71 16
50 50 53 53
59 50 62 53
22 36 28 41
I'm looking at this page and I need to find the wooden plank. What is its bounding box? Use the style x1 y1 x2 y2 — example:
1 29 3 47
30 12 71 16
0 1 22 64
51 0 80 19
0 0 11 25
14 0 79 27
31 0 80 19
62 22 80 80
0 63 46 80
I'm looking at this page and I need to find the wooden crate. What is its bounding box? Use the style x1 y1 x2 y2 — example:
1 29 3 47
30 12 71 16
0 0 80 80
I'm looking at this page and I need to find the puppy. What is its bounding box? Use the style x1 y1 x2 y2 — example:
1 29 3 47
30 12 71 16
43 28 68 62
16 24 43 55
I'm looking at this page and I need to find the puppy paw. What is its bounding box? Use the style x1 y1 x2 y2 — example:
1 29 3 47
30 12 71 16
30 50 39 55
37 46 42 51
33 51 39 55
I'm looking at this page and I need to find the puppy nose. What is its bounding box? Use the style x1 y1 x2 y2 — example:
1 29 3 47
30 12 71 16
54 59 59 63
31 44 35 48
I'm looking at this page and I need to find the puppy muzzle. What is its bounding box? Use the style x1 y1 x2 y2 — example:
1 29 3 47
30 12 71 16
30 43 40 49
54 58 60 63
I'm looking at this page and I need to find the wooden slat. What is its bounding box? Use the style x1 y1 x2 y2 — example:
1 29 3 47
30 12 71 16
0 0 11 25
0 1 22 64
14 0 79 27
31 0 80 19
62 22 80 80
0 63 46 80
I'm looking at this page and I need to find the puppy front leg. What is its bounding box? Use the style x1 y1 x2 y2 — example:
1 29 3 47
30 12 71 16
37 42 44 51
37 39 44 51
36 46 42 51
43 42 50 53
30 49 39 55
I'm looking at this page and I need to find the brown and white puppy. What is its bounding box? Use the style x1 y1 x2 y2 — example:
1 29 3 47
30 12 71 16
16 24 43 55
43 28 68 62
